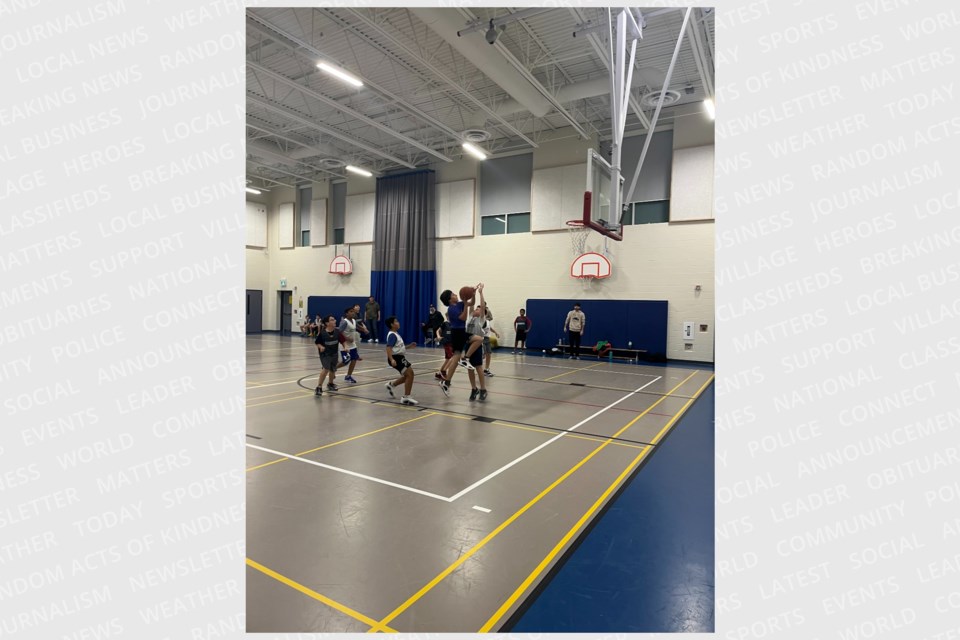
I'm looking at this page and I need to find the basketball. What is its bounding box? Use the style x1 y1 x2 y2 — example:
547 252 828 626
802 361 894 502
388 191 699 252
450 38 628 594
459 286 476 302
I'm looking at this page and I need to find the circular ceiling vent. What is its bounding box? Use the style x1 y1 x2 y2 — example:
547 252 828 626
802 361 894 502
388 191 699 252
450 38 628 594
640 89 681 108
319 158 345 169
462 129 491 143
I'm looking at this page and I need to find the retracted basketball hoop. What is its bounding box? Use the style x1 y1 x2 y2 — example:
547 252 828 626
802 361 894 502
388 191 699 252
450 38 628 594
329 255 353 275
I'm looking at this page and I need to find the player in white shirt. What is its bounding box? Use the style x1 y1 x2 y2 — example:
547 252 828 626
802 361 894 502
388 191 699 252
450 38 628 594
384 316 419 406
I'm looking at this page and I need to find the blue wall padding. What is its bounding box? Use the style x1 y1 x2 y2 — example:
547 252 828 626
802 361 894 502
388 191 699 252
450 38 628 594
369 270 437 344
306 296 372 324
523 299 668 357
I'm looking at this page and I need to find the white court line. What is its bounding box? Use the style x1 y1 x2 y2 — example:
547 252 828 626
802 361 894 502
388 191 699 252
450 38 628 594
247 375 661 503
445 375 662 502
490 358 662 377
246 443 453 502
472 506 491 513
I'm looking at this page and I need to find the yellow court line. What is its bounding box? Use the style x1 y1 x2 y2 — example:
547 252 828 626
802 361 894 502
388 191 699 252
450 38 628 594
246 558 394 632
368 370 700 633
541 361 604 382
246 413 437 472
247 389 316 403
490 420 646 450
479 373 714 632
247 391 316 407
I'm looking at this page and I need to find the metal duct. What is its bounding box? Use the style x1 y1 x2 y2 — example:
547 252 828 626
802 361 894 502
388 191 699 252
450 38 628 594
409 8 552 118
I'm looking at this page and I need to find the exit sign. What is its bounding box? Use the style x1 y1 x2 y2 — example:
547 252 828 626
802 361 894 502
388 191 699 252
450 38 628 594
280 279 287 287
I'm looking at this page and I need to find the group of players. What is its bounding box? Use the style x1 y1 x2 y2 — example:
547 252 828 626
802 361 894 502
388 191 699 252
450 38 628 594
313 284 535 406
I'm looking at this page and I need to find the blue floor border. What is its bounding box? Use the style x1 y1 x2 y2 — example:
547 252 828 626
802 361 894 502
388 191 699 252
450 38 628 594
507 381 715 633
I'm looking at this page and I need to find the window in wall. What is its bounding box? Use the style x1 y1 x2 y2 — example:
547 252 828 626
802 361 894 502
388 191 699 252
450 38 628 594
331 182 346 245
481 212 530 235
622 200 669 225
298 185 312 246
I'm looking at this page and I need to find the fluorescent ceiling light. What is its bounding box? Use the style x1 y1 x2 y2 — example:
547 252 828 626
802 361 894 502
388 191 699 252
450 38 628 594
317 62 363 88
462 142 487 160
345 165 373 177
495 217 506 223
704 98 715 120
245 187 262 194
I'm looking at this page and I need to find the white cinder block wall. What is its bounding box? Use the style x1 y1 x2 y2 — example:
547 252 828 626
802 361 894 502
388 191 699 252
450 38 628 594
246 125 715 362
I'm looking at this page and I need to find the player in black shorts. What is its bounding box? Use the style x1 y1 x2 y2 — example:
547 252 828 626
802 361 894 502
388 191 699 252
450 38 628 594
384 316 418 406
513 308 531 354
314 315 342 396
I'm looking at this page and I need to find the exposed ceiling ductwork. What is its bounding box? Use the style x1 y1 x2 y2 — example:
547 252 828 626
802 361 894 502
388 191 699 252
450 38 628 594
409 8 553 118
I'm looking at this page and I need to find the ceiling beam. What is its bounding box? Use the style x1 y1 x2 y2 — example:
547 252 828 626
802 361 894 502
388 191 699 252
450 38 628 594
341 8 538 149
455 8 590 139
247 60 452 163
246 12 466 148
249 95 416 168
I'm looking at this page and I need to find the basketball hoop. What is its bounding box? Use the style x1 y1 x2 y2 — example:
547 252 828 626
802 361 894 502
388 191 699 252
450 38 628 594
566 219 589 256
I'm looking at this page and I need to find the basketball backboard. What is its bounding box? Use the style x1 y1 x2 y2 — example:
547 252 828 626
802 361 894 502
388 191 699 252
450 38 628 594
584 149 624 241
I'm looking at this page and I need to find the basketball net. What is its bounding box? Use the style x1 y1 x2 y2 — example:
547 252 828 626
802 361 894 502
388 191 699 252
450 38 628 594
567 220 589 256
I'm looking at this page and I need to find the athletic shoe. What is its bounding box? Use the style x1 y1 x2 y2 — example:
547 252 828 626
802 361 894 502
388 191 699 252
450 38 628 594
385 382 395 398
479 389 488 402
483 369 494 377
434 371 444 381
327 383 339 391
314 387 322 397
458 358 475 371
469 388 479 402
401 396 419 406
439 381 450 397
345 376 357 383
511 350 516 354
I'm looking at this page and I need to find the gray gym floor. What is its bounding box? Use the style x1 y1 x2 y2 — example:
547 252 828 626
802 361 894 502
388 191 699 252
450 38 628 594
246 334 714 633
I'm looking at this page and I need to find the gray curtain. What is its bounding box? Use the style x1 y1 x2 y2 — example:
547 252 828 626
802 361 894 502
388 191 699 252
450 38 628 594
372 170 436 271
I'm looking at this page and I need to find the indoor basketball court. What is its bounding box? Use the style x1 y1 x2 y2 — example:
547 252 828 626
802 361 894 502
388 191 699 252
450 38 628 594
246 5 715 633
246 338 712 632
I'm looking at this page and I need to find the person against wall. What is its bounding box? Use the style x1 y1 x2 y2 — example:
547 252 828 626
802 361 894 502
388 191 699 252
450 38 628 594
513 308 531 354
364 296 381 343
564 303 586 359
421 304 444 345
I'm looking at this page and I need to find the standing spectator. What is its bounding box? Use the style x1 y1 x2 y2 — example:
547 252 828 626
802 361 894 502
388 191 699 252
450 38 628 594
563 303 586 359
364 296 381 343
512 308 531 354
421 305 444 345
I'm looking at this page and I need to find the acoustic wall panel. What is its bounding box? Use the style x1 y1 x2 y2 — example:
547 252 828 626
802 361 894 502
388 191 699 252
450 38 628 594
670 145 715 221
277 202 294 249
345 192 375 244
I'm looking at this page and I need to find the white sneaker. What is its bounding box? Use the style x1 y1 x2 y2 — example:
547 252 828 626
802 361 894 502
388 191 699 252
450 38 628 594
458 358 475 371
401 396 418 406
385 382 395 398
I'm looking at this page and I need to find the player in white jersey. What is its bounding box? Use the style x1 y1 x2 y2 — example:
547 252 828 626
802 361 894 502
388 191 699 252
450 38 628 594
384 316 419 406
